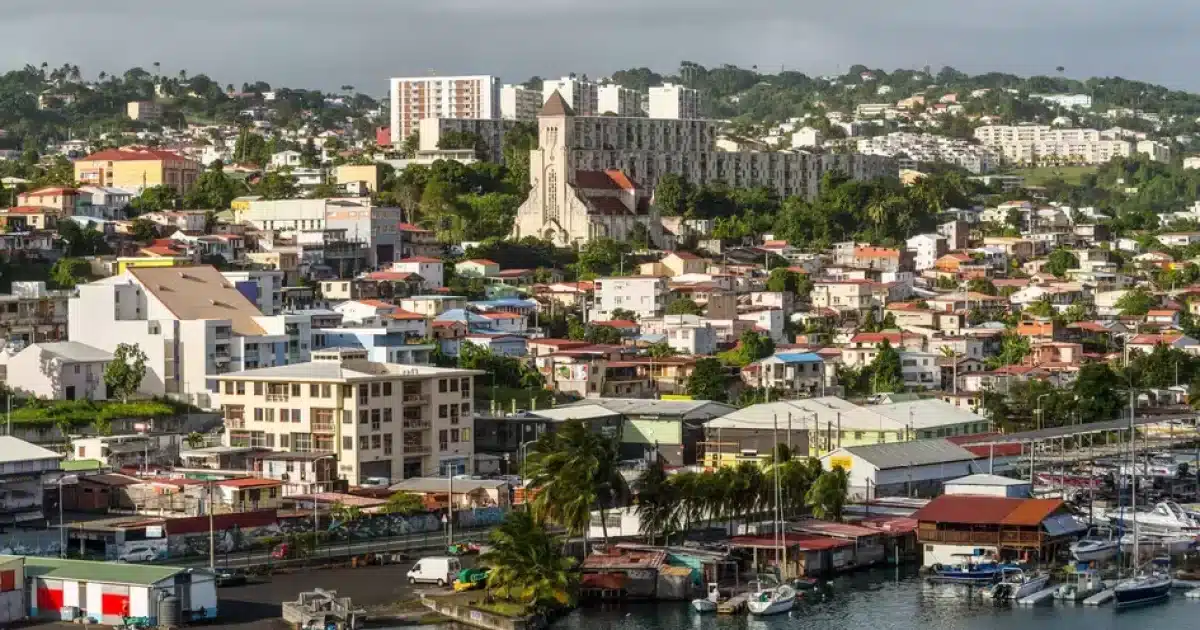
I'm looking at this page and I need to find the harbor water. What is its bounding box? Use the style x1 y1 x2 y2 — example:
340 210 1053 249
546 567 1200 630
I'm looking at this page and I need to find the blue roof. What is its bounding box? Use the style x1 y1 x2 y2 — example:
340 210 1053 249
435 309 491 324
470 299 537 308
773 352 824 364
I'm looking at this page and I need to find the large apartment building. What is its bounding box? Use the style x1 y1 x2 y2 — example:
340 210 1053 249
542 76 599 116
592 276 669 320
70 265 311 408
388 75 500 145
598 84 642 117
239 198 404 267
513 93 896 246
500 84 541 122
973 125 1169 165
214 348 484 483
648 83 703 119
74 148 201 194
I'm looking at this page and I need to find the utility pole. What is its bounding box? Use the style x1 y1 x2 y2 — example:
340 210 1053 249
208 481 216 570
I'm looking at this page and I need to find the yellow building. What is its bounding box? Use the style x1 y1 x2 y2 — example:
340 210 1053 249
116 256 194 275
230 196 263 222
334 164 383 193
74 148 201 194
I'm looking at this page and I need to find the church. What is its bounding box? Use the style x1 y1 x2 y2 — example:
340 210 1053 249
512 92 661 247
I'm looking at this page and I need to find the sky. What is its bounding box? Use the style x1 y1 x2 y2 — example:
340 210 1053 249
5 0 1200 95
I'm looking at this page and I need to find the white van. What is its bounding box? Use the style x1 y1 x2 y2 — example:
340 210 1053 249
407 556 461 586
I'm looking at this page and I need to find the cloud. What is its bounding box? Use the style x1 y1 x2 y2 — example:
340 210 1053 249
4 0 1199 93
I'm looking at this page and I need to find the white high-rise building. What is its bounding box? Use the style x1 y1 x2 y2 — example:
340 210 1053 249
598 84 642 117
500 84 541 121
648 83 703 119
388 75 500 145
542 76 599 116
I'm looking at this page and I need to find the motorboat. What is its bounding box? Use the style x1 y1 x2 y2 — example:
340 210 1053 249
747 582 797 616
1055 567 1106 602
1114 573 1172 609
985 568 1049 601
1105 501 1200 535
927 559 1016 584
1120 532 1196 555
691 583 719 613
1070 527 1119 563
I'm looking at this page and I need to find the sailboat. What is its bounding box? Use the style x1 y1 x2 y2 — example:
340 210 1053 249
747 580 797 616
692 583 720 613
1113 402 1171 610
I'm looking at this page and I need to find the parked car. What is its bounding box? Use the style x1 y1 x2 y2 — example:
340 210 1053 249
215 568 248 587
407 556 461 587
118 545 158 563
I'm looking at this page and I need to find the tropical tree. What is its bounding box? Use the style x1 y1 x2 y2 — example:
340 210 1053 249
522 420 627 547
806 466 850 521
185 432 205 448
103 343 147 403
481 511 577 612
634 457 679 545
383 491 426 515
686 358 728 401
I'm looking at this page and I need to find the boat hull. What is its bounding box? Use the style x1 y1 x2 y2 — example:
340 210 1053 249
691 599 717 613
748 586 796 616
1114 580 1171 609
1071 542 1118 563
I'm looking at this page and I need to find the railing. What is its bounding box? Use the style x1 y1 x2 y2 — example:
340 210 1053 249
918 528 1043 546
405 445 432 455
311 423 335 433
266 394 289 402
402 394 429 404
226 419 245 429
403 420 430 430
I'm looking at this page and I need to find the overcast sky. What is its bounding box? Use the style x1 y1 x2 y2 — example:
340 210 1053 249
5 0 1199 95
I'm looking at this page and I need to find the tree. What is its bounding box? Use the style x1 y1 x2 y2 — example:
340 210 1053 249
966 278 997 296
382 492 425 515
128 185 178 215
633 457 678 545
1074 362 1124 423
182 162 240 209
766 268 800 294
1044 248 1080 278
719 330 775 367
480 511 577 612
129 218 158 243
806 466 849 521
104 343 147 403
255 171 298 200
665 298 704 316
400 132 420 158
868 339 904 392
1115 286 1158 316
653 174 692 216
50 257 90 289
987 333 1032 368
646 342 677 358
610 308 637 322
686 358 728 401
1023 298 1055 318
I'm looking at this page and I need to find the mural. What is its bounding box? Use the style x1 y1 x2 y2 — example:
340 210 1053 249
109 538 168 562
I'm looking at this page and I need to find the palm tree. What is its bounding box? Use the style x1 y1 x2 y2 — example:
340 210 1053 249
522 420 627 547
806 466 850 522
480 511 577 612
153 62 161 78
185 432 205 448
633 457 677 545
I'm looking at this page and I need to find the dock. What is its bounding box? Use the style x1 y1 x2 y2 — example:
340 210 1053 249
1016 586 1058 606
1185 589 1200 599
1083 588 1116 606
717 594 747 614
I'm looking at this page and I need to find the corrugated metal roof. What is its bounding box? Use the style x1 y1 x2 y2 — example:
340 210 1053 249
835 439 977 470
911 495 1066 526
560 398 736 419
0 437 61 465
19 556 191 587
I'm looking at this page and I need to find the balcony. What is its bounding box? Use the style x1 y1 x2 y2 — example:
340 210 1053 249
404 444 432 455
226 419 245 429
265 394 289 402
311 423 335 433
403 420 430 430
402 394 429 405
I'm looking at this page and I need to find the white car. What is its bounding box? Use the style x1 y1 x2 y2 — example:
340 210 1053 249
119 546 158 563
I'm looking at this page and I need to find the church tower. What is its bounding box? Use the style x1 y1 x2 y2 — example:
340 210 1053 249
533 91 574 230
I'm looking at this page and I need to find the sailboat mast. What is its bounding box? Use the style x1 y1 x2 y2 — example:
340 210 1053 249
1130 390 1138 570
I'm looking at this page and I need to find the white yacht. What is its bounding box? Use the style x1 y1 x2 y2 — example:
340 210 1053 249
1070 527 1119 563
984 568 1049 601
1105 501 1200 535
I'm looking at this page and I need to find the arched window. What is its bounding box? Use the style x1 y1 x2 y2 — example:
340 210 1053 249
546 169 558 222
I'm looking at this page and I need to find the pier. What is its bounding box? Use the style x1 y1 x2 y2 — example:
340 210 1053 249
1016 586 1059 606
1082 588 1115 606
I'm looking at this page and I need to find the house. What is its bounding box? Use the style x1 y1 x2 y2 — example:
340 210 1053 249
640 251 707 277
841 332 924 367
389 477 510 509
0 206 58 231
0 341 113 400
911 495 1084 565
74 148 201 194
391 257 445 290
811 280 874 313
898 351 941 389
1127 333 1200 356
463 333 527 357
16 186 80 214
78 186 133 219
0 437 62 525
270 150 304 169
456 259 499 278
744 352 831 396
399 295 470 318
1146 309 1181 327
821 439 979 500
555 398 737 466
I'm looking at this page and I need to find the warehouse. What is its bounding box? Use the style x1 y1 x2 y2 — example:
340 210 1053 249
21 556 216 625
820 439 981 500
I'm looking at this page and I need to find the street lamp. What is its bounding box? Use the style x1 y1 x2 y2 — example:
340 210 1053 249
1035 393 1051 431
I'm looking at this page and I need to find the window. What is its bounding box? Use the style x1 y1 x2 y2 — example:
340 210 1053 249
383 434 393 455
371 435 381 449
439 429 448 444
855 431 864 440
439 405 448 419
342 436 353 450
460 402 470 414
291 383 301 397
292 409 302 423
461 378 471 395
383 408 393 423
451 429 460 442
280 434 290 448
224 382 234 395
439 379 448 393
254 382 263 395
254 408 263 421
265 408 275 422
358 384 369 404
449 379 459 392
371 409 381 426
371 383 381 397
342 410 352 424
321 384 332 398
383 382 392 396
359 410 368 424
461 428 471 442
310 384 319 397
265 433 275 447
236 382 245 395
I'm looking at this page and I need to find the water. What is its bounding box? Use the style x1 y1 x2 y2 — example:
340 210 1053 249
549 568 1198 630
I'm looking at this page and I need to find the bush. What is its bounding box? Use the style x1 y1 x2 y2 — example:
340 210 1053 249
8 399 179 426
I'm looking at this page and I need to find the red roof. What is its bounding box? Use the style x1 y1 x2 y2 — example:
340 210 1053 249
591 320 638 329
730 533 853 551
849 332 906 344
22 186 78 196
356 299 395 309
911 495 1064 526
396 222 432 233
217 477 283 489
3 206 50 214
574 169 637 191
1147 310 1178 316
854 246 901 258
530 338 590 348
81 148 190 162
364 271 417 281
495 268 533 278
1130 333 1186 345
460 259 497 266
396 257 442 264
580 573 628 590
669 251 702 260
389 309 427 321
762 240 788 248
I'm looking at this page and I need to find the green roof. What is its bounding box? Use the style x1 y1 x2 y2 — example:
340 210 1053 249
60 459 103 472
16 556 186 587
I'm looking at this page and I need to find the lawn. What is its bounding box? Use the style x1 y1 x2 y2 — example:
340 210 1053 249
1007 165 1098 186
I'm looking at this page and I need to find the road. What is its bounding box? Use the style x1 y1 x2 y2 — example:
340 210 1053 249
170 527 491 569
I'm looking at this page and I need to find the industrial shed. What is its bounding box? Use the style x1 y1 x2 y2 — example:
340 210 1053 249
20 556 217 625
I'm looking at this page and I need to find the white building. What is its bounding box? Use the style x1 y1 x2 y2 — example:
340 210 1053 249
500 84 541 122
0 341 113 400
972 125 1164 165
662 319 717 355
598 84 642 117
214 348 484 481
69 265 308 408
542 76 599 116
0 437 62 526
222 270 285 316
791 127 823 149
391 257 444 290
1030 93 1093 110
77 186 132 219
593 276 668 320
821 439 980 500
416 117 516 163
857 132 999 174
270 150 303 169
648 83 702 119
943 473 1031 498
906 234 947 272
388 75 500 145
